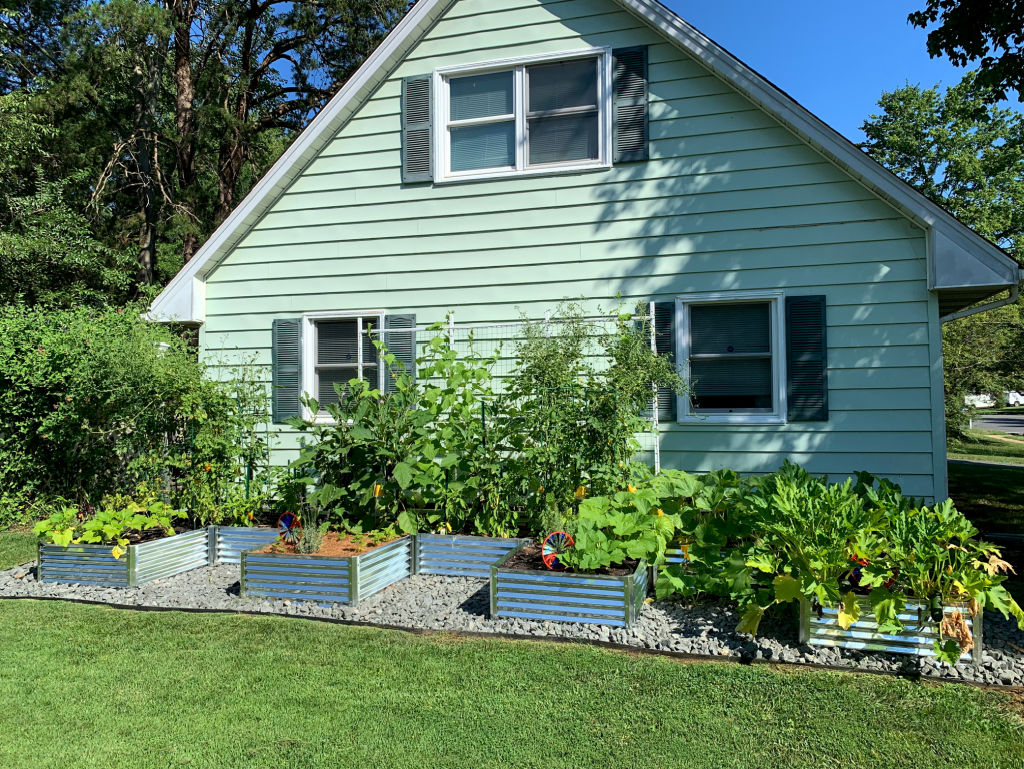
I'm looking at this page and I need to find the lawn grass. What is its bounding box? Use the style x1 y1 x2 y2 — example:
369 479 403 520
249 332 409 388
0 601 1021 769
0 528 37 570
948 429 1024 466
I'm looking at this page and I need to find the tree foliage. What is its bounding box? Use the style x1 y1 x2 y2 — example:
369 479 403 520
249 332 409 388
909 0 1024 103
0 0 408 295
861 73 1024 434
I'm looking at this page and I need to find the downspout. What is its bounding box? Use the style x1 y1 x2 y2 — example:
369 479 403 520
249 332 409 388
939 269 1024 323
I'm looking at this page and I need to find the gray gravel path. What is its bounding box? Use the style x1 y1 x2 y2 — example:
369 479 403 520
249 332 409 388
3 561 1022 687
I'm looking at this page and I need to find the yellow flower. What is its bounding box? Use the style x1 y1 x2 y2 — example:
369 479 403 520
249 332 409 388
538 485 544 493
656 508 664 516
617 462 623 468
574 485 586 499
373 483 383 498
627 484 637 493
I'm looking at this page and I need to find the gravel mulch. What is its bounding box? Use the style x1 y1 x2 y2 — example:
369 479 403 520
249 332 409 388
3 561 1022 687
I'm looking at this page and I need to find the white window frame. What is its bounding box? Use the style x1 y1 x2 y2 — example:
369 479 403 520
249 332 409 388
301 310 386 423
433 47 613 183
675 291 787 425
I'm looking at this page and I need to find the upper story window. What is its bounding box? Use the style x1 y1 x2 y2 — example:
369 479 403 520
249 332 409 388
301 311 384 418
676 291 787 424
436 49 612 181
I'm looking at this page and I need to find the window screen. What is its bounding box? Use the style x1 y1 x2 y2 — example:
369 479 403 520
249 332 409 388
688 302 773 412
313 317 378 409
526 59 599 166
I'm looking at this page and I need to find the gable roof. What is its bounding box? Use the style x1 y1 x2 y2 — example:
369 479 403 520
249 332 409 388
147 0 1021 324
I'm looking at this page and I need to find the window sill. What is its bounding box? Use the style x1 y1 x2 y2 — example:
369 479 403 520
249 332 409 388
677 414 787 426
434 162 611 185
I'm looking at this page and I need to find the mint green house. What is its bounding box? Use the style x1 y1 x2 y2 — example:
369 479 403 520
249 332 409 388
147 0 1020 501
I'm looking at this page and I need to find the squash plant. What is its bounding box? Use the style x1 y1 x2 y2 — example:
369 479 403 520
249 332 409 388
34 501 177 559
856 499 1024 664
558 486 678 573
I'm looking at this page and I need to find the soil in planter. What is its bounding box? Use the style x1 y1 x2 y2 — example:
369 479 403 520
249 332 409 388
503 543 638 577
258 532 398 557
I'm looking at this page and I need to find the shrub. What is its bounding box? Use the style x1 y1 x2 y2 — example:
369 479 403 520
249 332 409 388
0 302 270 525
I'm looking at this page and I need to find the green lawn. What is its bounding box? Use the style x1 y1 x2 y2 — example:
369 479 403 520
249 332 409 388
0 528 36 570
948 429 1024 466
0 601 1020 769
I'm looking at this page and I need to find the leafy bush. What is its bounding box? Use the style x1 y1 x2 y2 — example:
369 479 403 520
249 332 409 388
0 302 270 525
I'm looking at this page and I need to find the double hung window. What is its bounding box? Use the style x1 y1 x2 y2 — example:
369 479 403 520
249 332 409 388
302 312 383 416
439 50 610 180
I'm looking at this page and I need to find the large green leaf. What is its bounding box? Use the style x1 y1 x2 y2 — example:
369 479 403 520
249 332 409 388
772 574 801 603
393 462 413 489
736 603 764 636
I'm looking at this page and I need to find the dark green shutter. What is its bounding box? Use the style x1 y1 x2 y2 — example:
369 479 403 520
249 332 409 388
383 314 416 392
401 75 433 183
271 318 302 423
612 46 648 163
641 302 675 421
786 295 829 421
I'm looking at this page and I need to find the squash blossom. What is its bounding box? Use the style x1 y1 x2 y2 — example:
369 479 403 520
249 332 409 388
627 484 637 493
574 485 586 499
374 483 383 498
656 508 664 516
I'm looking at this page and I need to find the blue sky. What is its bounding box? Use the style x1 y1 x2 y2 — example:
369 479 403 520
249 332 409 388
663 0 981 142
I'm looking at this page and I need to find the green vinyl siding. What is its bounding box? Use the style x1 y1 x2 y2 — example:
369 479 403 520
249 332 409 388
199 0 944 499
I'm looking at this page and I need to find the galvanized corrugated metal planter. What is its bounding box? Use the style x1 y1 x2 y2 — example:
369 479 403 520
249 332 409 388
208 525 280 564
799 596 983 663
240 535 413 606
415 534 530 578
38 528 211 587
490 545 649 627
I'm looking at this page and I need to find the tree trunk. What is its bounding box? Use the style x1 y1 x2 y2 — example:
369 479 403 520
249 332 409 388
132 56 162 287
171 0 200 262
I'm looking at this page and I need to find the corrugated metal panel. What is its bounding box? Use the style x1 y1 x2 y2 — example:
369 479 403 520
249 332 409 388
492 549 647 627
132 529 210 583
356 536 413 602
416 534 530 578
241 552 353 604
240 536 414 606
800 596 982 663
213 526 280 564
38 544 131 587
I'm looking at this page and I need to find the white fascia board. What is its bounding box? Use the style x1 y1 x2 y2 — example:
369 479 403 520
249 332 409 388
146 0 455 324
617 0 1019 292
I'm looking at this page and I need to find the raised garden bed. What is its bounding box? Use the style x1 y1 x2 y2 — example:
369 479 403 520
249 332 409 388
490 543 648 627
38 528 210 587
415 533 529 578
800 596 983 663
240 534 413 606
37 526 282 586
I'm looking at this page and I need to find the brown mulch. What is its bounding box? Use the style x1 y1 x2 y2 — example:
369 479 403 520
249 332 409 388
258 532 397 558
502 542 639 577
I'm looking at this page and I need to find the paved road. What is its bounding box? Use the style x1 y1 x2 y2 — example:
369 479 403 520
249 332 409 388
973 414 1024 435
